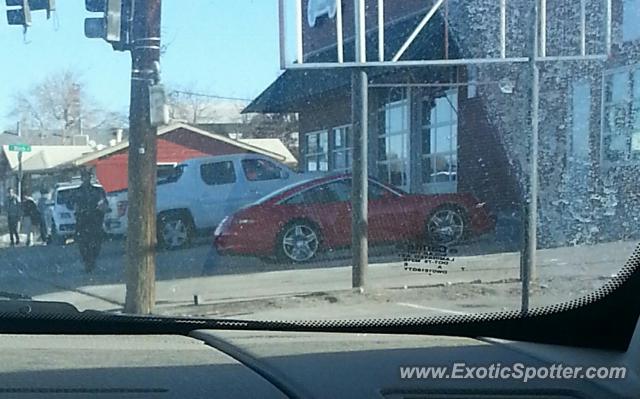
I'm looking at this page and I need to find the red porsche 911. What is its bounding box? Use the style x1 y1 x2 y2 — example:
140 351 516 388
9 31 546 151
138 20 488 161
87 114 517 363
214 174 495 263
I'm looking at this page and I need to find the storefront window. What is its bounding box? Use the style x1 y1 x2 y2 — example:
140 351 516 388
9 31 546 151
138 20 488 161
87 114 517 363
305 130 329 171
422 90 458 193
602 66 640 164
377 89 410 190
568 80 592 189
623 0 640 42
332 125 353 171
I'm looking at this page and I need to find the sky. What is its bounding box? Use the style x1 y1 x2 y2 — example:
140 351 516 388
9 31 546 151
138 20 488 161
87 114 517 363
0 0 283 129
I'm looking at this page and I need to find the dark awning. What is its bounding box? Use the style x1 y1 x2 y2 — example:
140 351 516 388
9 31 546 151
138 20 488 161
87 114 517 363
244 10 459 114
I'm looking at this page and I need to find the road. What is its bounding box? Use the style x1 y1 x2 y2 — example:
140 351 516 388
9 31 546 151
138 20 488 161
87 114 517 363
0 231 636 320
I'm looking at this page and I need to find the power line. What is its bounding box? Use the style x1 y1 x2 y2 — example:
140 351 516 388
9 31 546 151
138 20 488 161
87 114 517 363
169 90 252 102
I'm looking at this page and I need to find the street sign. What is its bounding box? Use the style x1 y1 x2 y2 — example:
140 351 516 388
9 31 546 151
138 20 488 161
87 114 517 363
8 143 31 152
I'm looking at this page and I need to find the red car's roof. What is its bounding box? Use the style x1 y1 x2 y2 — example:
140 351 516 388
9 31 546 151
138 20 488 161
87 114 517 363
254 173 404 205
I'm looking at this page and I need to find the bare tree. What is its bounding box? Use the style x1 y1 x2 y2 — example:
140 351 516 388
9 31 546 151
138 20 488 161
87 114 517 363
167 87 220 124
245 113 300 157
9 70 123 143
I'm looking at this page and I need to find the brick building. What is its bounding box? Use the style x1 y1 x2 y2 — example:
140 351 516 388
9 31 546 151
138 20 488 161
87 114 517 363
246 0 640 247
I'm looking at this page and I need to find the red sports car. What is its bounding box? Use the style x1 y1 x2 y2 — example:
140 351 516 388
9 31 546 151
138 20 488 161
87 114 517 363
214 175 495 263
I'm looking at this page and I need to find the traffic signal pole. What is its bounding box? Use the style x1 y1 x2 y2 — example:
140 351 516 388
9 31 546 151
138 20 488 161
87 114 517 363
124 0 161 314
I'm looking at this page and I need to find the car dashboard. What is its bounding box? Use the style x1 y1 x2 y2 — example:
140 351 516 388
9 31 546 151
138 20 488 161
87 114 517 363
0 316 637 399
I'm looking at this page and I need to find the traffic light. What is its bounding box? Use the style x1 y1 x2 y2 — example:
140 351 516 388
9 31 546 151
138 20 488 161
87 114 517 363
84 0 132 51
29 0 55 18
5 0 55 27
6 0 31 27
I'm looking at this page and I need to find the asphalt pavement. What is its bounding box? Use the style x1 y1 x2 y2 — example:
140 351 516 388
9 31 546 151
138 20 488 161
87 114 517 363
0 229 635 320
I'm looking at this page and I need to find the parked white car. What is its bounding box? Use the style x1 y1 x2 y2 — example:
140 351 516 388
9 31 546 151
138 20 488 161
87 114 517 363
104 153 313 249
44 182 105 244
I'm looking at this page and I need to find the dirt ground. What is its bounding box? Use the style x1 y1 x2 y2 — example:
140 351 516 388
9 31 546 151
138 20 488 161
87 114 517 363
158 273 612 321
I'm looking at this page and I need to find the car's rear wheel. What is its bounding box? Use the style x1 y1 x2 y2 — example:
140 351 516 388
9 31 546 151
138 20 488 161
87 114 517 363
276 221 320 263
158 213 193 250
425 206 467 245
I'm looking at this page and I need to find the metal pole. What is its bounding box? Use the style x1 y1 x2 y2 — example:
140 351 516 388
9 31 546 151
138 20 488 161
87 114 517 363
295 0 303 63
500 0 507 58
377 0 384 61
352 70 368 290
351 0 368 290
278 0 286 69
336 0 344 63
521 0 540 313
125 0 161 315
17 151 22 199
579 0 586 56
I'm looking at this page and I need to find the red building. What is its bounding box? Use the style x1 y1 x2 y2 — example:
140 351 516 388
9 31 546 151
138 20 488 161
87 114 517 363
72 123 295 193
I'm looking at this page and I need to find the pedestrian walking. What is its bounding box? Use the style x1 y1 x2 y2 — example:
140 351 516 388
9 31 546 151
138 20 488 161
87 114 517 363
73 169 108 272
21 193 40 247
36 189 50 242
5 188 21 246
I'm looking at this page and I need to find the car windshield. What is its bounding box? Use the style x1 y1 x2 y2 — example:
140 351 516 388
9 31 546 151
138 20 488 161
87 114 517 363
0 0 638 326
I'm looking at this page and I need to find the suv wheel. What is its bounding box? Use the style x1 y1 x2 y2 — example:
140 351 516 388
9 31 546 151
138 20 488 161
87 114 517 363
158 214 192 250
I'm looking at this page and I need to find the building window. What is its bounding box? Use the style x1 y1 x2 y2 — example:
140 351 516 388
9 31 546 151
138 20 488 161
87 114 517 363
331 125 353 171
377 88 410 190
570 81 591 161
602 66 640 165
422 89 458 193
623 0 640 42
568 81 592 188
305 130 329 172
467 66 478 99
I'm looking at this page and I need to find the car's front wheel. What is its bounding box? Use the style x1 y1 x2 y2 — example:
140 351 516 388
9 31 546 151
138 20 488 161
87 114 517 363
158 213 193 250
276 221 320 263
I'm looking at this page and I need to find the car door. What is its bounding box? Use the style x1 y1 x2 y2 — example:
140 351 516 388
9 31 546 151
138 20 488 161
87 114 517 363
196 160 242 228
240 158 291 202
282 180 352 249
366 181 409 243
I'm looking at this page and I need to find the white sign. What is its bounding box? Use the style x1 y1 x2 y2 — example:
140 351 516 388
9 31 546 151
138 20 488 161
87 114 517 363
308 0 337 27
149 84 170 127
632 132 640 152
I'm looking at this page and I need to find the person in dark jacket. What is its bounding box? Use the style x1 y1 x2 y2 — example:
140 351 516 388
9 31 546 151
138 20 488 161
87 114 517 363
36 189 50 242
73 169 108 272
21 193 40 247
5 188 20 246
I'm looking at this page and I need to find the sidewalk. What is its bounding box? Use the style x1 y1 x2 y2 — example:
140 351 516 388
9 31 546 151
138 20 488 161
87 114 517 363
32 240 637 314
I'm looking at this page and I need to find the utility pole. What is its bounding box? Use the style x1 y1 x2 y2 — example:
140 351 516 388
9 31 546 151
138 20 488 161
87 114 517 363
521 0 540 313
351 0 368 290
124 0 161 314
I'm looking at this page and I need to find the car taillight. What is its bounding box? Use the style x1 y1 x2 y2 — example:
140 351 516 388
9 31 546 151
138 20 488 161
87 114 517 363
117 201 128 217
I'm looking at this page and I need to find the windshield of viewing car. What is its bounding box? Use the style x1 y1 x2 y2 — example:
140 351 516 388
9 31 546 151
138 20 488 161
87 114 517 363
0 0 638 324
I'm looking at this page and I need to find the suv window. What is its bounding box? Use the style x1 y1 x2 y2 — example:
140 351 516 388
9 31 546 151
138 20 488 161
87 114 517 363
242 159 282 181
201 161 236 186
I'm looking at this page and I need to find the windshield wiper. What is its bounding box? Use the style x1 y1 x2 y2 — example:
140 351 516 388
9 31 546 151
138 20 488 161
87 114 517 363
0 291 31 300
